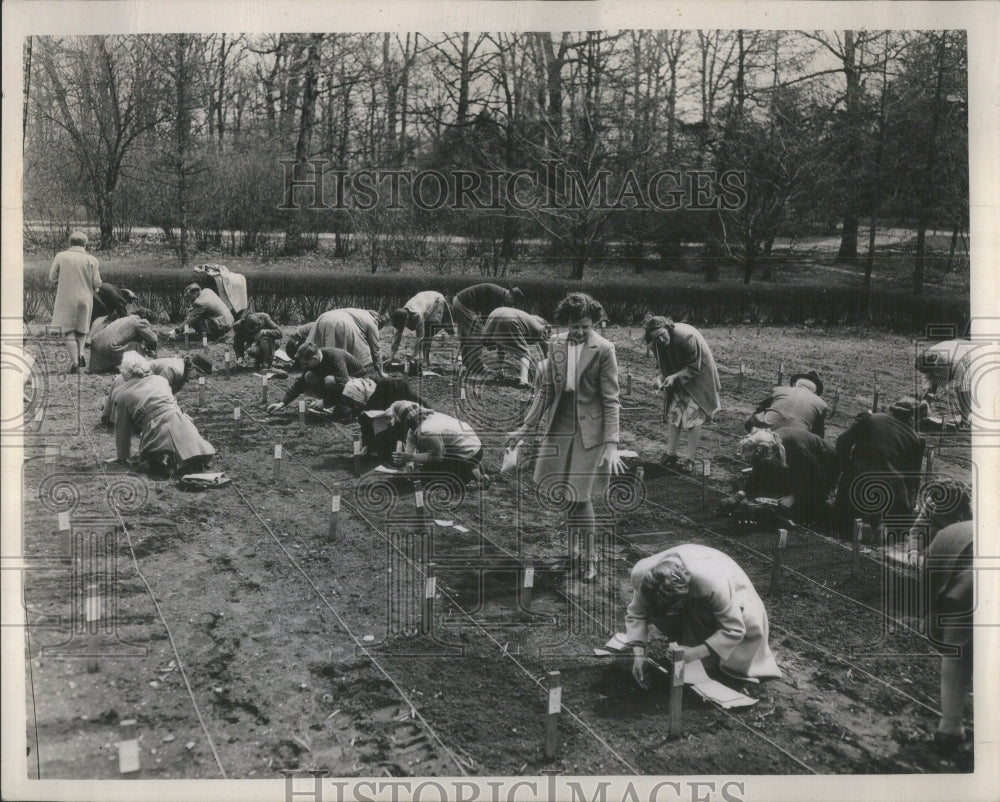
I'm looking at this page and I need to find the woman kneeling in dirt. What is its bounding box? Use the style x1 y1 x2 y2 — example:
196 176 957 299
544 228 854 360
723 427 837 526
389 401 489 488
626 544 781 689
109 352 216 478
325 377 425 459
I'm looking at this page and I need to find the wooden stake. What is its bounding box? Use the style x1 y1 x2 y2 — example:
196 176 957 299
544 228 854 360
44 443 59 476
202 334 208 352
184 331 190 349
777 363 784 385
667 648 684 739
769 528 787 595
329 484 341 540
520 559 535 612
353 434 362 477
737 364 745 394
233 405 241 438
851 518 863 578
625 372 633 396
872 374 879 413
925 445 936 477
85 582 101 673
413 480 426 531
198 376 205 407
118 719 140 775
421 562 436 635
298 399 306 436
224 352 231 380
261 374 269 405
57 511 71 557
273 443 282 482
830 388 840 418
544 670 561 760
701 459 711 509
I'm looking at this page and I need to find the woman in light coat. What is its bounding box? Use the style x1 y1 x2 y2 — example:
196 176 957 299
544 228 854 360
626 544 781 689
644 316 721 471
110 352 215 477
506 292 624 581
49 231 102 372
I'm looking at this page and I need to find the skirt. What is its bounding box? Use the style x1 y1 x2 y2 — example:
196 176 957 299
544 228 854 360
667 387 707 430
533 392 609 504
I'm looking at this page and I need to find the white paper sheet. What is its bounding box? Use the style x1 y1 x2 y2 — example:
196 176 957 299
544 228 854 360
373 465 402 474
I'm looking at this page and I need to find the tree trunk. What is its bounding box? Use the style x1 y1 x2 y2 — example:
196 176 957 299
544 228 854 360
838 31 860 260
913 34 947 295
285 34 323 256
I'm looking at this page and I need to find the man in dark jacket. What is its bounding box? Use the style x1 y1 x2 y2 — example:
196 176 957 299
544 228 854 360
232 311 282 369
834 396 927 539
745 369 828 437
452 283 523 369
266 343 373 413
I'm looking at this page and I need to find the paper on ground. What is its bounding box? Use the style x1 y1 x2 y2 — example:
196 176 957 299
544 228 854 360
604 633 628 651
373 465 402 474
453 524 469 533
274 349 292 362
420 370 441 377
434 519 454 527
618 450 639 459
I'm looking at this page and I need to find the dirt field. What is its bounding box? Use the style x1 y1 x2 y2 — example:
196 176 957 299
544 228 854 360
17 322 973 779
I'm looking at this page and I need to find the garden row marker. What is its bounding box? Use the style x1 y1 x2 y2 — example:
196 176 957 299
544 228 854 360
421 562 436 635
777 363 784 385
224 352 231 380
460 385 467 402
328 484 341 540
85 581 101 673
353 434 362 477
261 374 269 405
851 518 863 578
872 373 879 413
273 444 282 482
924 445 936 477
769 529 787 596
700 459 711 509
520 559 535 611
184 331 190 349
57 511 71 557
625 372 633 396
233 405 241 438
830 388 840 418
635 466 645 497
298 399 306 436
667 649 684 738
544 670 561 760
413 480 426 531
198 376 206 407
45 443 59 476
737 364 745 394
202 334 209 352
118 718 140 776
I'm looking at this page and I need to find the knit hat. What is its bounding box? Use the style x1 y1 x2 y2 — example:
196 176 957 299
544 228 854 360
888 395 929 423
789 369 824 397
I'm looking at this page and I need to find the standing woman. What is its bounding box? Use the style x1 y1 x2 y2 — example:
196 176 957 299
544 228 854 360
49 231 103 373
507 292 624 581
644 316 721 471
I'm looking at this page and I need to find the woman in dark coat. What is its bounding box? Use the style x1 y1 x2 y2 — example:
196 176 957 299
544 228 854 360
834 397 927 539
506 292 624 581
644 317 721 471
480 307 550 386
266 343 374 414
735 426 837 525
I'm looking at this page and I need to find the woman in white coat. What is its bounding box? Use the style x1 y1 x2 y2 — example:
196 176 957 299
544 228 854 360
626 543 781 688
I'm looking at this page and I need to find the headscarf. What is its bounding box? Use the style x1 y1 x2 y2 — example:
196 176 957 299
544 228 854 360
119 351 152 380
739 428 787 467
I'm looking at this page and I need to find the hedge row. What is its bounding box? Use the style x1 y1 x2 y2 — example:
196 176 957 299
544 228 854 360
23 269 968 334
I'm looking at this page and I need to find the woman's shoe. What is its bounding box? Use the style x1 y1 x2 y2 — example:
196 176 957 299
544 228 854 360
660 453 679 468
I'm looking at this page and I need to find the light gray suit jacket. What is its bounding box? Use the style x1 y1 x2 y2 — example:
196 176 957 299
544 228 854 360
524 330 620 449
